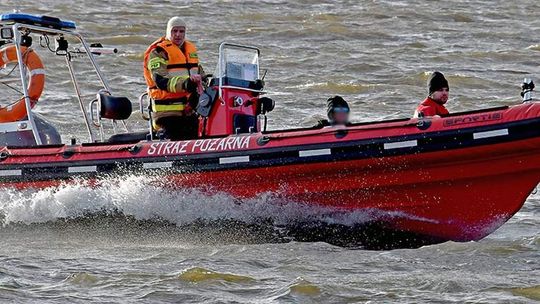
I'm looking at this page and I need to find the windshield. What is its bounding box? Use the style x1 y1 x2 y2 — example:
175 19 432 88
216 45 259 82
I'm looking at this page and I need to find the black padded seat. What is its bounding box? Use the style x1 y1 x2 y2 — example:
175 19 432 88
108 131 149 144
99 93 133 120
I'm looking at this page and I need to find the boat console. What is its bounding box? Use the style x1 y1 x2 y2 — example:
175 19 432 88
198 43 274 137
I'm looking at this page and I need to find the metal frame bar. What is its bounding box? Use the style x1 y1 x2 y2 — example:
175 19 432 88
88 98 105 142
217 42 261 100
0 120 32 133
220 85 267 94
12 24 42 145
3 22 129 144
65 53 95 142
138 91 153 140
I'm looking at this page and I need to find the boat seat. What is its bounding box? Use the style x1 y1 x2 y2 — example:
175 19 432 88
107 131 149 144
99 93 132 120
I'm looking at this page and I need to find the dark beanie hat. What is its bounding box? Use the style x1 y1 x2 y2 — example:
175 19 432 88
428 71 449 95
327 95 349 119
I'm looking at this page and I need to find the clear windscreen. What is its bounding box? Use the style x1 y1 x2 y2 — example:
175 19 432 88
216 45 259 81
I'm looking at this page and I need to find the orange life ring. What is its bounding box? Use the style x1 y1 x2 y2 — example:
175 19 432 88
0 45 45 123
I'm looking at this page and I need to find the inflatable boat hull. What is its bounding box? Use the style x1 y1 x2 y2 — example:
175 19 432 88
2 103 540 243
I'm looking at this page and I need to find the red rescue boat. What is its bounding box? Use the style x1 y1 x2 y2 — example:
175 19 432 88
1 14 539 246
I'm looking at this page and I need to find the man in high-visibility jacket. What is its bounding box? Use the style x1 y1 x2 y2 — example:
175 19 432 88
143 17 204 140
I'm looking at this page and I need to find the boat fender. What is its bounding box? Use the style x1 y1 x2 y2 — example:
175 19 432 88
257 135 270 146
128 144 142 155
0 151 9 161
416 115 432 130
335 129 348 139
0 45 45 123
62 149 76 159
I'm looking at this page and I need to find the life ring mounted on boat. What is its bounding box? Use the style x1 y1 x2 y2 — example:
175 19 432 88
0 45 45 123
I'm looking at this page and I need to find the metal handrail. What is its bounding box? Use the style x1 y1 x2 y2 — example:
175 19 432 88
138 91 154 140
11 24 41 145
138 91 150 121
220 85 266 94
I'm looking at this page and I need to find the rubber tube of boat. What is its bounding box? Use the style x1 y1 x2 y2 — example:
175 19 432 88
89 47 118 55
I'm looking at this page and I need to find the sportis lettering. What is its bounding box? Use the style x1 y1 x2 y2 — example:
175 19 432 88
147 136 251 156
443 112 503 127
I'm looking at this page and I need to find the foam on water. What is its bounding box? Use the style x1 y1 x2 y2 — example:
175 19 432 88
0 174 376 228
0 174 473 250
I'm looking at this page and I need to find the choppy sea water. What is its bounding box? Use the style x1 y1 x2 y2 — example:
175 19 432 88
0 0 539 303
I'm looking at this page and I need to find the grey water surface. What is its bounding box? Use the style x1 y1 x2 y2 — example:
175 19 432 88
0 0 539 303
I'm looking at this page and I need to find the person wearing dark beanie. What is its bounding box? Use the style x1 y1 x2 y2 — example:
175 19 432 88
414 71 450 118
315 95 351 127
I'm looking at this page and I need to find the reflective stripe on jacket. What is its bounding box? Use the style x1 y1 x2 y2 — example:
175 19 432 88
143 37 199 111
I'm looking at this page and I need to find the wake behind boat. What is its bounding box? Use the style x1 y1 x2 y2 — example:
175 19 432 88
1 13 539 247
